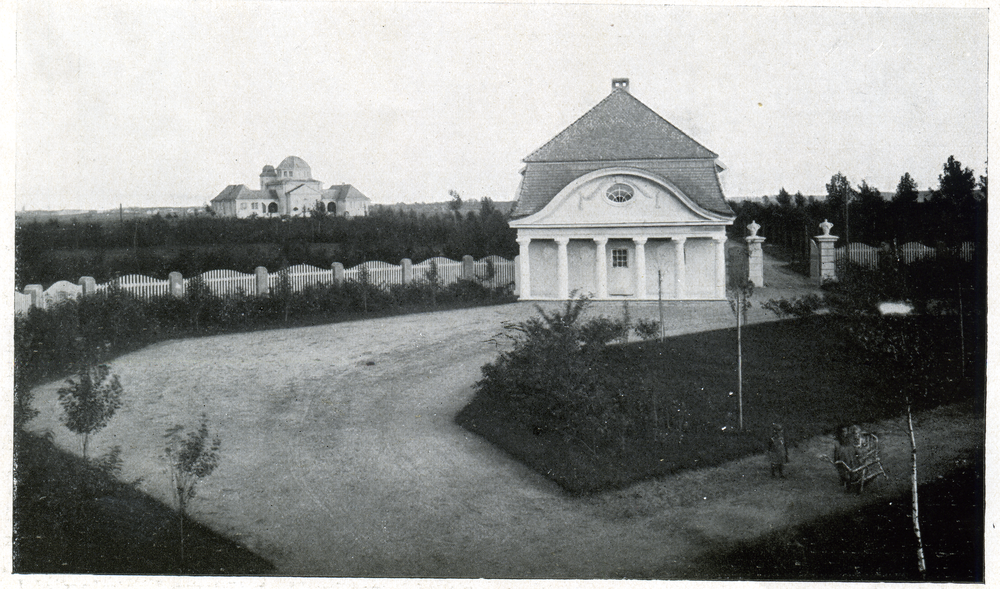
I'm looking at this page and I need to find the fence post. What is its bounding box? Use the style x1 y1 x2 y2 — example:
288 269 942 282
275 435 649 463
255 267 269 296
332 262 345 285
462 255 475 281
25 284 45 310
169 272 184 297
401 258 412 285
78 276 97 296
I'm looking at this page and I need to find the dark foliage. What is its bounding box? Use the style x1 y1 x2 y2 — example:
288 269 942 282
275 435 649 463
458 308 977 495
13 431 274 574
14 278 516 394
727 156 985 272
15 202 517 288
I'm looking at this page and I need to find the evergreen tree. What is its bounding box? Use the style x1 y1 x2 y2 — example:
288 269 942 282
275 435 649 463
930 156 979 244
775 188 792 208
826 172 856 243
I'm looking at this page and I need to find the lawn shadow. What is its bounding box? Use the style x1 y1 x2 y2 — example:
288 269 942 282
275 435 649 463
13 431 276 575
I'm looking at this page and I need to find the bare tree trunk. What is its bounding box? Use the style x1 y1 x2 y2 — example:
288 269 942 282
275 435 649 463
908 404 927 577
658 270 665 342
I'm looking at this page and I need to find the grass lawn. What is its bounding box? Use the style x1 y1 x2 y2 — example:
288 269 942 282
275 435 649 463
456 314 975 495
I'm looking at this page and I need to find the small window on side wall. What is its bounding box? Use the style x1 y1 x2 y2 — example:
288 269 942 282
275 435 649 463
612 248 628 268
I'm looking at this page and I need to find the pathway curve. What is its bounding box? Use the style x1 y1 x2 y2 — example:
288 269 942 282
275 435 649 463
25 261 982 577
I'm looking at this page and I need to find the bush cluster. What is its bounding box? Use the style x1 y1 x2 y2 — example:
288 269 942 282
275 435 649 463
474 297 680 458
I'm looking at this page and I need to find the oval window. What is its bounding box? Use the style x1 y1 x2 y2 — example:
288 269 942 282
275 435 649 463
606 183 634 203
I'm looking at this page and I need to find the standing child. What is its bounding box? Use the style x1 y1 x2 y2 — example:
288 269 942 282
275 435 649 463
769 423 790 478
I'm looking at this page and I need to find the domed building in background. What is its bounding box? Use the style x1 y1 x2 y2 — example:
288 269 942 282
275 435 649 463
211 156 371 218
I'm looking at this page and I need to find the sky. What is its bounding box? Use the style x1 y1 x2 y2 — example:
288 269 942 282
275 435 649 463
14 1 989 211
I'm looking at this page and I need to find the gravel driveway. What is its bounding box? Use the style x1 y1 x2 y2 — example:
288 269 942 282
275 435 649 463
25 279 984 577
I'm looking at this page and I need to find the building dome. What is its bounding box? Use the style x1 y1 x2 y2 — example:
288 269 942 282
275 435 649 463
276 156 312 179
261 165 276 177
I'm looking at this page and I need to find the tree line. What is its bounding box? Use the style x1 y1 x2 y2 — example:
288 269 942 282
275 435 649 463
15 196 517 288
729 155 987 258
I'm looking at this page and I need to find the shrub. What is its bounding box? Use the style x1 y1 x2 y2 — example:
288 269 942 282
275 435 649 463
634 318 661 340
57 364 124 461
761 294 824 318
476 296 655 456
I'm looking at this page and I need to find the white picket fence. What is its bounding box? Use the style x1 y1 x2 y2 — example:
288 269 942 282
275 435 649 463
836 241 974 269
15 255 516 315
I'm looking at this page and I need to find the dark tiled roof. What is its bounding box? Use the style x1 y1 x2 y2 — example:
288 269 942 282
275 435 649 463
512 87 732 220
524 89 717 163
326 184 371 202
511 159 732 219
211 185 266 202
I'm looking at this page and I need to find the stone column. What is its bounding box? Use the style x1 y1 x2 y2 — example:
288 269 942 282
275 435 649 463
169 272 185 297
814 219 839 284
594 237 608 299
401 258 413 284
255 267 269 296
633 237 647 299
555 237 570 300
332 262 345 285
517 237 531 298
713 235 727 298
673 237 687 299
513 255 521 295
745 221 766 288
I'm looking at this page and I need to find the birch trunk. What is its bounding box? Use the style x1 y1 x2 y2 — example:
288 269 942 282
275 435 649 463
908 404 927 576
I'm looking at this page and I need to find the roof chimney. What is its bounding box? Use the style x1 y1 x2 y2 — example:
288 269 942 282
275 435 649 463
612 78 630 92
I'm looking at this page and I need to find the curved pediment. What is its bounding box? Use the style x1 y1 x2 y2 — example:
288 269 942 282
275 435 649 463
510 167 733 228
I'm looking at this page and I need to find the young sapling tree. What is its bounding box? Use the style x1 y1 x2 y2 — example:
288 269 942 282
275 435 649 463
58 364 123 461
164 415 222 569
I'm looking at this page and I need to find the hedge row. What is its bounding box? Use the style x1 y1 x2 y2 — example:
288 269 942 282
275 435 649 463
14 277 515 427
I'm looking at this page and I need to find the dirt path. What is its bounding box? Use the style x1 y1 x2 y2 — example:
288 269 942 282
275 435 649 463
25 274 984 577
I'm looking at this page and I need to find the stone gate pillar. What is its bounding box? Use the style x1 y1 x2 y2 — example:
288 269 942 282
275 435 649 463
745 221 766 288
168 272 184 297
814 219 839 284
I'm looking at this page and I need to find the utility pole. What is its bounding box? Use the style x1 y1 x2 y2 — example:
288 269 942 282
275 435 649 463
658 270 665 341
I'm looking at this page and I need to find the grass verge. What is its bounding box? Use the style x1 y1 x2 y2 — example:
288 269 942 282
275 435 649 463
456 315 978 495
13 431 275 575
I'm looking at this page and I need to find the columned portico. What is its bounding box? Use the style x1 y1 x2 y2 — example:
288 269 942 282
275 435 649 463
507 78 735 302
714 235 727 297
555 237 570 300
594 237 608 298
633 237 647 299
673 237 687 299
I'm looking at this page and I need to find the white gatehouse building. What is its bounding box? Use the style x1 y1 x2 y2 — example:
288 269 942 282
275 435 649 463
509 79 736 300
